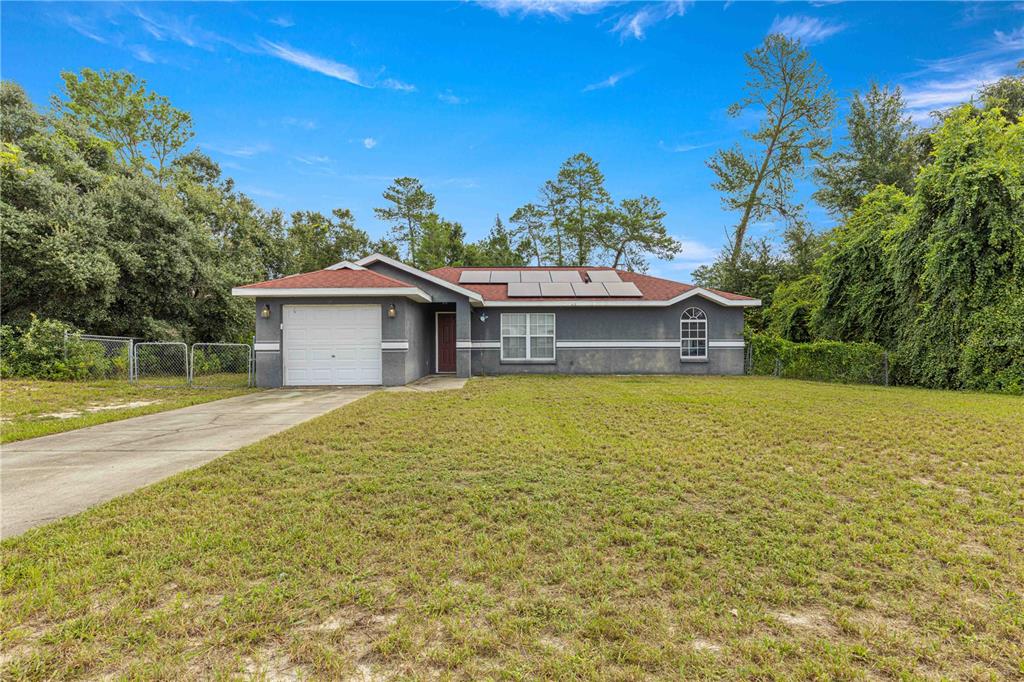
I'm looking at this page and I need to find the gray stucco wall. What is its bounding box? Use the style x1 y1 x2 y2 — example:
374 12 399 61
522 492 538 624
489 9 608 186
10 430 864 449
470 299 746 376
252 296 432 387
364 261 473 378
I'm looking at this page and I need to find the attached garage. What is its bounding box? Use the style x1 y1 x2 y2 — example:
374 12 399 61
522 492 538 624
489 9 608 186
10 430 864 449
283 305 382 386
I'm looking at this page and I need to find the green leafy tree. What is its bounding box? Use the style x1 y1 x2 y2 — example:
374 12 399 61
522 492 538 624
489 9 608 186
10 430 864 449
814 185 910 345
286 209 373 273
707 34 835 264
464 215 530 267
979 61 1024 123
54 69 194 184
541 153 612 266
764 274 822 342
417 214 467 270
887 104 1023 388
509 203 550 266
813 83 922 217
373 177 436 267
602 195 680 272
693 237 785 332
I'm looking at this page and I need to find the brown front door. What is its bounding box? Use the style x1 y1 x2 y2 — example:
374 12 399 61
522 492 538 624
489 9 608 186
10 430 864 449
436 313 456 373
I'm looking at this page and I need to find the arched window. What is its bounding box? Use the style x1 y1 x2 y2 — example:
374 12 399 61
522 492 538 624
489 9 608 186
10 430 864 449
680 307 707 359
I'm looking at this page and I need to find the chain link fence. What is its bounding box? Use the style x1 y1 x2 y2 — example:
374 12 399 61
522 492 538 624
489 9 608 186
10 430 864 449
132 342 190 388
62 333 135 380
190 343 252 389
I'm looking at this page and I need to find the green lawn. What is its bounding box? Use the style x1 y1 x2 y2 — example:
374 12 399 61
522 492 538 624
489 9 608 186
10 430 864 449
2 376 1022 679
0 379 256 443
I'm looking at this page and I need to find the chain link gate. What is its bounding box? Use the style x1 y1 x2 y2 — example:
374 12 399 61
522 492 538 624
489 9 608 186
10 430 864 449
64 333 136 381
132 342 190 387
190 343 252 388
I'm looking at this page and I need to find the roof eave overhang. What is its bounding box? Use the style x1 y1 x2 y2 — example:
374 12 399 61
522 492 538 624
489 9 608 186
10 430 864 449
231 287 432 303
480 288 761 308
355 253 484 304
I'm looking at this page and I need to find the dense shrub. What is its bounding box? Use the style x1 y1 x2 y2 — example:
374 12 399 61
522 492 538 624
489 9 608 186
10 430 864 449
957 289 1024 395
748 333 889 385
0 315 110 380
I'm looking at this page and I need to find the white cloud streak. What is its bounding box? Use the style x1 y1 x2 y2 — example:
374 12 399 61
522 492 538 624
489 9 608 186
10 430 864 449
380 78 417 92
480 0 611 19
901 26 1024 122
363 137 378 149
438 90 466 104
611 1 690 41
582 69 635 92
767 15 848 45
257 38 365 86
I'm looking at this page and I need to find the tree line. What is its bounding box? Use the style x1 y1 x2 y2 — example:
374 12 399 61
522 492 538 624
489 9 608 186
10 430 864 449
1 70 679 344
694 37 1022 393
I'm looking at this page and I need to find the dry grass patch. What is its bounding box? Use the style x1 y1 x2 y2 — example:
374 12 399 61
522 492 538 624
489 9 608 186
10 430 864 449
0 379 255 443
2 376 1022 679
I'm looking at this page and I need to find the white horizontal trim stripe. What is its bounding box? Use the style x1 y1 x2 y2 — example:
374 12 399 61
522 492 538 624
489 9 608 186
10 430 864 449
253 342 280 352
471 341 501 350
381 341 409 350
231 287 431 303
456 341 473 349
709 340 745 348
557 340 679 349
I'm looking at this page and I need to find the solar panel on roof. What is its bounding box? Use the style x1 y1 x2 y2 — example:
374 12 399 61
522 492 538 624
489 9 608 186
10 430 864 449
571 282 610 297
587 270 621 283
459 271 491 283
550 271 583 283
520 271 552 283
489 271 521 284
603 282 642 297
540 282 575 297
507 282 541 297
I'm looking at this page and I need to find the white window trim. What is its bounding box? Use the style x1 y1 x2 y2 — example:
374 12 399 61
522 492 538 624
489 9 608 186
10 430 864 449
500 312 556 362
680 307 708 361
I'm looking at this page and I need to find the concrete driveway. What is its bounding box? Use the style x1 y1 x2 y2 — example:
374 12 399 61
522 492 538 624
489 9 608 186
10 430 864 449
1 387 377 539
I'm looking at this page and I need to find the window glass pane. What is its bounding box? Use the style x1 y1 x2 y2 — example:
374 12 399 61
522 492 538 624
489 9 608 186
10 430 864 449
503 336 527 359
530 335 554 359
502 313 527 335
529 313 555 336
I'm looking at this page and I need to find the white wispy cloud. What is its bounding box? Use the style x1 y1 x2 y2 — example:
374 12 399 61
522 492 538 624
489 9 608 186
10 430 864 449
282 117 318 130
582 69 635 92
438 90 466 104
293 154 331 165
901 26 1024 122
767 15 848 45
611 1 690 40
258 38 366 86
129 44 156 63
269 16 295 28
362 137 378 149
207 142 272 158
60 13 107 43
380 78 417 92
481 0 611 19
661 239 721 280
659 140 714 153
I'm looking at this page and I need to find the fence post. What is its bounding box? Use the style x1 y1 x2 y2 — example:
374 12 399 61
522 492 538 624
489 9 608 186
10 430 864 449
883 352 889 387
63 330 68 361
774 357 781 377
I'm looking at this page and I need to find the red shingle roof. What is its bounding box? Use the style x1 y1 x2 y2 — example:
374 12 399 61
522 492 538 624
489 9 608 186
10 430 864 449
238 268 411 289
427 266 756 303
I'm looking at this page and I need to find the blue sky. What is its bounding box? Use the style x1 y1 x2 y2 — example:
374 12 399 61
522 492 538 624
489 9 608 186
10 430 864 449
3 1 1022 279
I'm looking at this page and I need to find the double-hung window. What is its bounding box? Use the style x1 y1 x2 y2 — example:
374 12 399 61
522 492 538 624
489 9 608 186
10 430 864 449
501 313 556 361
680 307 707 360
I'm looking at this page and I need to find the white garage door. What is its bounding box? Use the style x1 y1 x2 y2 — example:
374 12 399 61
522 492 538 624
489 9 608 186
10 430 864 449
283 305 382 386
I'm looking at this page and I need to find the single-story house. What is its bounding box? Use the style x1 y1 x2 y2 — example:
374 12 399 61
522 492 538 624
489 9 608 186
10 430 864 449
232 254 761 387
